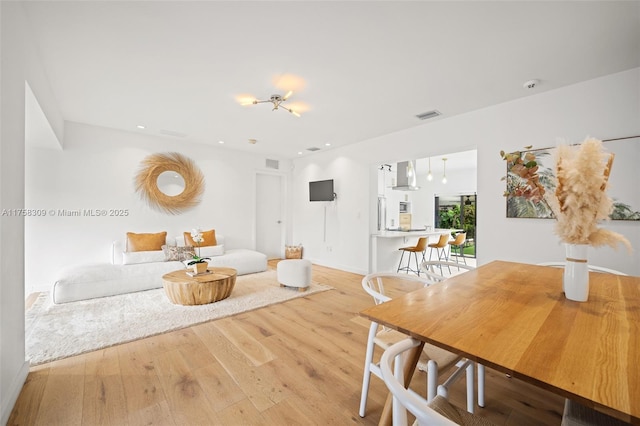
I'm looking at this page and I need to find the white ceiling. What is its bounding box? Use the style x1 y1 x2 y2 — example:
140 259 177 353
22 1 640 160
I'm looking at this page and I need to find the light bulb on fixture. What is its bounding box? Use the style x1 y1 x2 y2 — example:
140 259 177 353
241 91 301 117
442 158 447 184
427 157 433 181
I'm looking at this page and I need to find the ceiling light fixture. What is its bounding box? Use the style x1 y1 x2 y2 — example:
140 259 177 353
242 90 301 117
442 158 448 184
136 125 146 129
427 157 433 181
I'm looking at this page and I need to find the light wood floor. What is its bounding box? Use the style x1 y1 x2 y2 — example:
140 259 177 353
9 260 564 425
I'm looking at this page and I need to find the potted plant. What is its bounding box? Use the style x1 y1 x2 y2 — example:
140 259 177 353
501 138 631 301
187 228 210 274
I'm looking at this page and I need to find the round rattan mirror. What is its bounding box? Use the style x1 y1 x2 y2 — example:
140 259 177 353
134 152 205 215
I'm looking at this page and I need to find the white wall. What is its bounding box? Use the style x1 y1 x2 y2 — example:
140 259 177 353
292 68 640 276
25 122 292 293
291 154 370 273
0 3 64 423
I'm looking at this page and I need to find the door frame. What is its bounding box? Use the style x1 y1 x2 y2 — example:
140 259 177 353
253 170 288 259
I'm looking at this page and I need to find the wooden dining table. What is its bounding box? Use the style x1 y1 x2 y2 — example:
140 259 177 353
360 260 640 425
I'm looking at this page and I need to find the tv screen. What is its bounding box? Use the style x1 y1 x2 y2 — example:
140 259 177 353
309 179 335 201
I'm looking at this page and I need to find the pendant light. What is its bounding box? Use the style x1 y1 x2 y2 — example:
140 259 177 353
427 157 433 181
442 158 448 184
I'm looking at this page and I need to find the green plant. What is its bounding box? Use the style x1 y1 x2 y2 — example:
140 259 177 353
438 204 461 229
187 255 210 266
188 228 210 265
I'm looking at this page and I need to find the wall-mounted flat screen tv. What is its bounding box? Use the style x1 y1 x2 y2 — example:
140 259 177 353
309 179 335 201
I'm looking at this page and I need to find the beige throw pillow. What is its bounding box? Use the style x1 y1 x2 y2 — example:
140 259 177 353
126 231 167 252
184 229 217 247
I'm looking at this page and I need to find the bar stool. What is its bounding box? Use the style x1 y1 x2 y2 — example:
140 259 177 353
428 234 450 261
428 234 451 275
397 237 428 276
448 232 467 268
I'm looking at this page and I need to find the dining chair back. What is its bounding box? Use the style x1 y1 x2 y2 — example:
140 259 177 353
418 261 486 409
537 262 628 276
380 337 496 426
359 273 477 418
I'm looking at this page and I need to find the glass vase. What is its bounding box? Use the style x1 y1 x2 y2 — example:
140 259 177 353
564 243 589 302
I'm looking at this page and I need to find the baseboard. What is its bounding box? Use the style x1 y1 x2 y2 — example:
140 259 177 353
308 258 367 276
1 360 29 425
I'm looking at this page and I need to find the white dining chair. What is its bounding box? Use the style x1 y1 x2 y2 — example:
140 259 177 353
380 337 496 426
359 272 477 418
419 261 486 409
537 262 628 276
420 261 476 282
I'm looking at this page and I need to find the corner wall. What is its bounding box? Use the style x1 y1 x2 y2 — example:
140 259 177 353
0 2 64 423
292 68 640 276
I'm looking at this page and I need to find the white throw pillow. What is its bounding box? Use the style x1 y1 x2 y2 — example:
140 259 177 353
122 250 166 265
198 244 225 257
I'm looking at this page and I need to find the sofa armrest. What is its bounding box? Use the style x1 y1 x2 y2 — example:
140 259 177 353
111 240 125 265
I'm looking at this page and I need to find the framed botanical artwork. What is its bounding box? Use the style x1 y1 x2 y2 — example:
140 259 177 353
502 136 640 220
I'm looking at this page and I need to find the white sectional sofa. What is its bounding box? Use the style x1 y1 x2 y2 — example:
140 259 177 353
52 235 268 304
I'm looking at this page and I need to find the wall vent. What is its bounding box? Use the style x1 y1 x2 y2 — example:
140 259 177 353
415 110 441 120
307 147 321 152
158 129 188 138
265 159 279 169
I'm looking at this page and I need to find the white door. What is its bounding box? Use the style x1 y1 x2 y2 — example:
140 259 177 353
255 173 284 259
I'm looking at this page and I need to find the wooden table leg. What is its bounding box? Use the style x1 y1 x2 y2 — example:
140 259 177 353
378 340 425 426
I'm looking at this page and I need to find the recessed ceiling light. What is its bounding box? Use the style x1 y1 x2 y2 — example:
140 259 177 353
325 143 331 146
136 125 146 129
218 140 224 144
248 138 257 144
297 151 303 155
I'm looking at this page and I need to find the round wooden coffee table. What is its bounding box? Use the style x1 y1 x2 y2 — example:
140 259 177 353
162 267 237 306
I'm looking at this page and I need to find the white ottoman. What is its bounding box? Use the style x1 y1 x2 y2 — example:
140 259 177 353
277 259 312 291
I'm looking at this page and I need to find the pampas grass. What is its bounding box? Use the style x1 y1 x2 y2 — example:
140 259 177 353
544 138 631 251
134 152 205 215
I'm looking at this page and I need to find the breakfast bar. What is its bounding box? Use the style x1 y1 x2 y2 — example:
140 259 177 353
369 228 459 273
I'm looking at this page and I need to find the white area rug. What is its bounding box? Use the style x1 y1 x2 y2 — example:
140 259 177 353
25 270 331 365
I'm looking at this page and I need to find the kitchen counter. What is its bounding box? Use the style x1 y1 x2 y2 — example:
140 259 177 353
373 228 458 238
369 228 461 273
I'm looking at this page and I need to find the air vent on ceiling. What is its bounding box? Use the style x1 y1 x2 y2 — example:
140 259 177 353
415 110 441 121
158 129 188 138
307 147 321 152
265 159 279 169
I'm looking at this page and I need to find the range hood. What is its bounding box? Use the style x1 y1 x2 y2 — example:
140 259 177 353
392 160 420 191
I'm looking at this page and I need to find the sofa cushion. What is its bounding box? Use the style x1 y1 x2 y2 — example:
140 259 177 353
176 234 225 247
52 261 184 304
122 250 166 265
198 244 225 257
184 229 217 247
162 245 196 261
126 231 167 252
